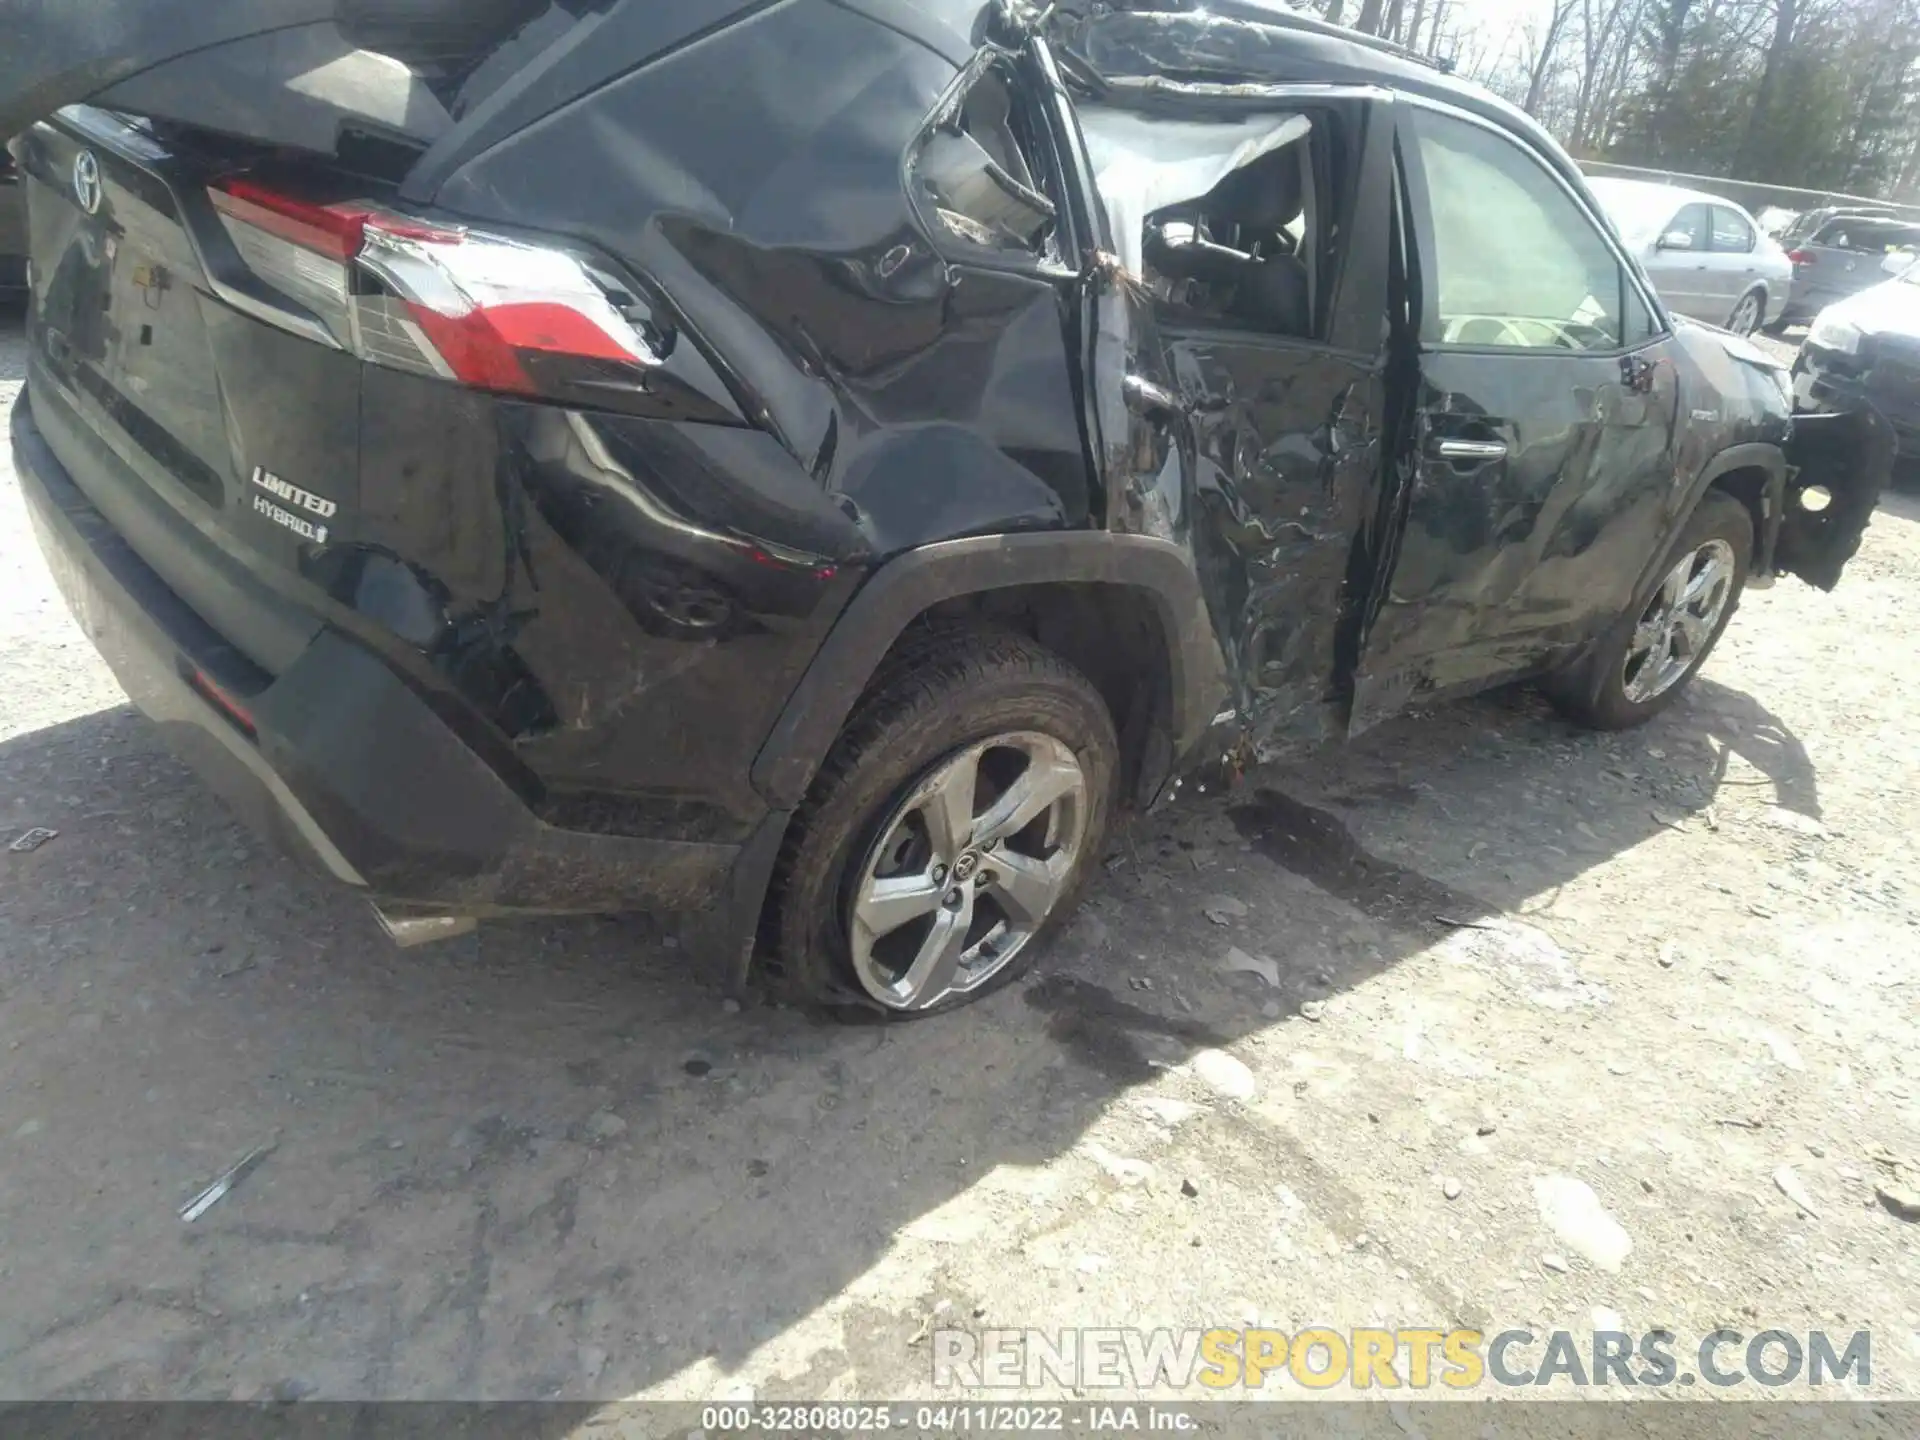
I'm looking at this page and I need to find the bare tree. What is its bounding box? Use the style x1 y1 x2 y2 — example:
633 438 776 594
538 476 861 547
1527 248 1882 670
1354 0 1387 34
1735 0 1798 174
1570 0 1645 152
1522 0 1583 114
1403 0 1429 49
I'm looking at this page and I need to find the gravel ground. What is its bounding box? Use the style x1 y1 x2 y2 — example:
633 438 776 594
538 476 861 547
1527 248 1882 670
4 314 1920 1411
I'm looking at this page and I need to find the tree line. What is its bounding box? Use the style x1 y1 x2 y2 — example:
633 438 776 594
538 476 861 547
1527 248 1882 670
1319 0 1920 199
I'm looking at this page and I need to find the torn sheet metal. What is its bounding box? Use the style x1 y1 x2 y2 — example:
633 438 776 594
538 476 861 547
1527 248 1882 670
1075 106 1310 275
1780 406 1894 590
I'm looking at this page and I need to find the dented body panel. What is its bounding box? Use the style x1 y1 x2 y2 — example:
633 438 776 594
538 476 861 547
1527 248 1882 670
3 0 1891 965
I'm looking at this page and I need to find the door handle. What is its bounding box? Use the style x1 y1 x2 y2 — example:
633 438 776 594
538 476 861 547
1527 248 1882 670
1432 438 1508 462
1123 373 1178 420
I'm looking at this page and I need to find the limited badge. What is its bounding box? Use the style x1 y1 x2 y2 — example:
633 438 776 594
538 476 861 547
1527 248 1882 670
249 466 336 544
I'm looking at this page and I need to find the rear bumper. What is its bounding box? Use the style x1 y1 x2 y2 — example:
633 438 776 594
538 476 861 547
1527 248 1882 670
13 388 748 920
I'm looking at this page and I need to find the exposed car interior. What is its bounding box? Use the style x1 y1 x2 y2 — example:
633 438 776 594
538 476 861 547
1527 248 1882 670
1140 141 1316 337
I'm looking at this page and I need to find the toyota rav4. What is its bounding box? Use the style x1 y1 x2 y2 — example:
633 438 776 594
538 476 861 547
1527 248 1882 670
4 0 1890 1016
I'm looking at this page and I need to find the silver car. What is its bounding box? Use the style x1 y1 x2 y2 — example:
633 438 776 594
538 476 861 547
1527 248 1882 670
1587 177 1793 335
1772 210 1920 330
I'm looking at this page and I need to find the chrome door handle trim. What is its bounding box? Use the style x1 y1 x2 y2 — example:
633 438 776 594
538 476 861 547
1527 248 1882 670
1433 438 1508 461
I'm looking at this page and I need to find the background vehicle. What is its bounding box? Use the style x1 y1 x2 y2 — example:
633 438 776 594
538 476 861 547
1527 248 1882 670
1794 253 1920 457
1774 210 1920 331
5 0 1888 1018
1587 176 1792 335
0 142 23 301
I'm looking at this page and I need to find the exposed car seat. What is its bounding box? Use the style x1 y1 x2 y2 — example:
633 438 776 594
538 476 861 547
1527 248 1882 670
1206 155 1310 334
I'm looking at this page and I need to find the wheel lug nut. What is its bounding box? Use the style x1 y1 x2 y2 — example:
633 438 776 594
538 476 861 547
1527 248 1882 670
931 864 947 884
943 890 964 909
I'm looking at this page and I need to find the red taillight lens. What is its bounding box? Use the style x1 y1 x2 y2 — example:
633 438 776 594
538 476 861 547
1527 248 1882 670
184 665 257 737
1788 249 1815 266
210 179 371 260
206 176 658 400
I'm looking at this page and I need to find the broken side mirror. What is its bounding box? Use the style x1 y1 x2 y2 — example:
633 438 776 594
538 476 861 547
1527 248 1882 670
915 128 1056 253
908 53 1059 259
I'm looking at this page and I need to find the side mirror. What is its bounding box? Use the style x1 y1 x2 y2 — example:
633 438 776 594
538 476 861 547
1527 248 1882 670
1657 230 1694 251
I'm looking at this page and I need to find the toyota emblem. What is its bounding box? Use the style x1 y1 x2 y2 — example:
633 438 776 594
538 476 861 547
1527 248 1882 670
72 149 102 216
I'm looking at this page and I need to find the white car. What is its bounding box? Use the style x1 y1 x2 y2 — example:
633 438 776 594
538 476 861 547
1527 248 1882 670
1587 177 1793 335
1794 252 1920 457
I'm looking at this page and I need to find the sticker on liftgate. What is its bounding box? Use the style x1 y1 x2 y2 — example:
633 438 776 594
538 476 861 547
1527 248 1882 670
249 466 336 544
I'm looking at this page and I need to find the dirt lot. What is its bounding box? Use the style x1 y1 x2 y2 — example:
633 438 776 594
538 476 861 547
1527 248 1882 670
3 313 1920 1410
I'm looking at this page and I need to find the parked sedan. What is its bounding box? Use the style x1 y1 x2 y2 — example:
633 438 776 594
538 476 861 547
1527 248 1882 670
1588 177 1792 335
1773 211 1920 331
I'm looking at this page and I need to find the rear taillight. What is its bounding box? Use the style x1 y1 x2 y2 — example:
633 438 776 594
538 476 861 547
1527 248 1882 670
206 177 659 401
210 181 366 340
1788 248 1815 266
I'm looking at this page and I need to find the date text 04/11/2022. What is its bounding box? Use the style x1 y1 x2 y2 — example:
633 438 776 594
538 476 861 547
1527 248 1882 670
697 1403 1199 1432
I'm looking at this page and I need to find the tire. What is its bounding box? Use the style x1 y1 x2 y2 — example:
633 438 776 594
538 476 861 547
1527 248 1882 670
1547 492 1752 730
1726 288 1766 337
767 628 1118 1018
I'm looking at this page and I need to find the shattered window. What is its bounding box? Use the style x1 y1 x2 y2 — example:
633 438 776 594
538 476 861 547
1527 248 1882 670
1077 106 1321 340
910 58 1058 258
1408 109 1637 352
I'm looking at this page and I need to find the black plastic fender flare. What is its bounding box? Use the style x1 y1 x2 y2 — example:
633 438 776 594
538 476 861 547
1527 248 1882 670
1553 440 1785 716
1636 441 1788 604
749 530 1232 812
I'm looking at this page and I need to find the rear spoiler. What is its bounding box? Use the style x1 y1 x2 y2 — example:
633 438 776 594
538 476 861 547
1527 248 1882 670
0 1 340 140
0 0 552 152
92 24 453 153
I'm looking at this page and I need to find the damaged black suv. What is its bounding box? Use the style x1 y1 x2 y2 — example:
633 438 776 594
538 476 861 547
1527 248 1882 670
5 0 1890 1016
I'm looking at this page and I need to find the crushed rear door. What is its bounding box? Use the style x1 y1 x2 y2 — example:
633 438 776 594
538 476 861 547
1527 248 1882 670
1777 405 1895 590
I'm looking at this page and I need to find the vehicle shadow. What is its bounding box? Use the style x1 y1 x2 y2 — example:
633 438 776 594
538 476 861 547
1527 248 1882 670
0 673 1816 1401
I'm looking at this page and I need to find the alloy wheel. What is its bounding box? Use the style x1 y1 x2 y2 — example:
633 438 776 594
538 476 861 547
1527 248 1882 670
1622 539 1736 704
847 732 1089 1011
1728 293 1762 336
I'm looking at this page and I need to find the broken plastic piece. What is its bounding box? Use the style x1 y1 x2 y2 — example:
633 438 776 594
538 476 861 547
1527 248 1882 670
180 1140 277 1222
8 828 58 853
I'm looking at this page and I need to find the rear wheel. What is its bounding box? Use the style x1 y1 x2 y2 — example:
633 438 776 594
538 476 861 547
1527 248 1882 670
767 630 1118 1017
1547 492 1751 729
1727 288 1765 336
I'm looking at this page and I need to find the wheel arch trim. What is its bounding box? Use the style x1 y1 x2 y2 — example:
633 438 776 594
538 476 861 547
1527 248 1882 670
749 532 1231 812
1636 441 1786 604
